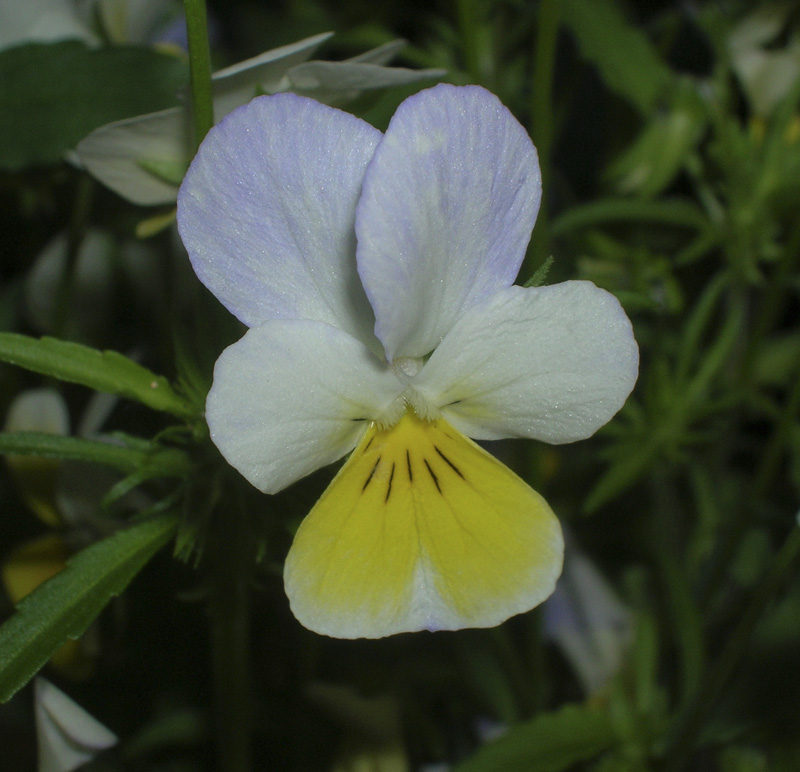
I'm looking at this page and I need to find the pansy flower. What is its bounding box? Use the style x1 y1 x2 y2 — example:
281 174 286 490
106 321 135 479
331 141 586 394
177 83 639 639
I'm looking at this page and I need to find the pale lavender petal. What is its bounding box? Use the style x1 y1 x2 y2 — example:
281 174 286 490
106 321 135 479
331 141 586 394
177 94 381 345
356 84 541 360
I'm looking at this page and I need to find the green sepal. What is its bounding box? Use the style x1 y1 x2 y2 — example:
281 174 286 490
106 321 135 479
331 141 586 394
137 158 189 187
523 256 555 288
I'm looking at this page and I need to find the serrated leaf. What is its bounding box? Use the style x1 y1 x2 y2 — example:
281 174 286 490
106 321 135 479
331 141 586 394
560 0 672 114
452 703 616 772
0 41 187 170
0 334 193 420
0 513 178 702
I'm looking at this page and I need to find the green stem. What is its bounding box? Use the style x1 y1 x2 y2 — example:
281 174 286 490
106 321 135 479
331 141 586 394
182 0 214 149
53 175 93 338
208 491 254 772
524 0 560 280
456 0 482 83
661 519 800 772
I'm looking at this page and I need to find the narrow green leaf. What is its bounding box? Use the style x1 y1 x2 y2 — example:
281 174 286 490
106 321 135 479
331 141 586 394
0 333 193 420
0 41 187 170
0 432 193 491
452 703 616 772
584 438 659 513
560 0 672 114
551 198 707 236
3 432 146 471
0 513 178 702
606 82 707 197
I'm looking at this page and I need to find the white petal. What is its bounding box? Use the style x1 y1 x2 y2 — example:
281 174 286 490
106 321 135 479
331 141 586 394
35 677 117 772
206 320 405 494
356 84 541 360
177 94 381 344
97 0 173 45
346 39 407 66
211 32 333 118
286 60 445 105
4 388 69 435
24 229 115 336
414 282 639 443
73 108 185 206
0 0 96 49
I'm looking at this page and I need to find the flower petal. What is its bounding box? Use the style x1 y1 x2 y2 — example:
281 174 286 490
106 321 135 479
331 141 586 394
284 411 563 638
355 84 541 360
414 281 639 443
73 108 186 206
178 94 381 344
35 677 117 772
286 60 445 106
212 32 333 118
206 320 405 494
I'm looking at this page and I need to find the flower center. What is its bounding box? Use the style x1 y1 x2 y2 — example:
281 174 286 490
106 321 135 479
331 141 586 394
377 358 438 427
392 356 423 378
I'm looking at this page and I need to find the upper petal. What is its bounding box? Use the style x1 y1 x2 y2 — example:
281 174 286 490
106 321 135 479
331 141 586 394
355 84 541 360
206 320 405 494
177 94 381 344
414 281 639 443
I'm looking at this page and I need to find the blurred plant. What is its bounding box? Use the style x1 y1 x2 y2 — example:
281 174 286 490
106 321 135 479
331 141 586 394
73 33 445 208
1 0 799 771
34 677 117 772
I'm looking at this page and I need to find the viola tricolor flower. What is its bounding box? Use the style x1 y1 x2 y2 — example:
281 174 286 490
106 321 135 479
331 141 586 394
177 83 639 639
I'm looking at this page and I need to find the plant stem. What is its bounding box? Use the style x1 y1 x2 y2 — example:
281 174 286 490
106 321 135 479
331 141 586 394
524 0 560 280
208 493 254 772
53 175 93 338
456 0 482 83
182 0 214 149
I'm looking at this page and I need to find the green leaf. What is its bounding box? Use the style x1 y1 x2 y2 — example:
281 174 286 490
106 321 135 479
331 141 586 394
551 197 707 236
606 81 707 197
560 0 672 114
452 703 616 772
0 334 193 420
0 41 187 170
0 432 190 476
0 513 178 702
584 437 659 513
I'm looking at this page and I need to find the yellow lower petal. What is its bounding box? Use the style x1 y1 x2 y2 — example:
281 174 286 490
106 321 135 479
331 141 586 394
284 410 564 639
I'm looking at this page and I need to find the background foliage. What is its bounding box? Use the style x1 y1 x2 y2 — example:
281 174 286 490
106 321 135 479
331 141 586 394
1 0 799 770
